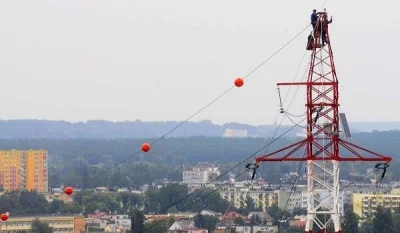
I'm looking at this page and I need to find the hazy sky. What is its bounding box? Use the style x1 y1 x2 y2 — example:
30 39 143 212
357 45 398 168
0 0 399 125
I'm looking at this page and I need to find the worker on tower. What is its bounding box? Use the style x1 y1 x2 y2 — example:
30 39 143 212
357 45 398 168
320 14 333 46
306 32 314 50
311 9 318 29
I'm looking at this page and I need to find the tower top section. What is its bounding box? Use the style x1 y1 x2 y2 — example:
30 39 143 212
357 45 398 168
255 9 391 163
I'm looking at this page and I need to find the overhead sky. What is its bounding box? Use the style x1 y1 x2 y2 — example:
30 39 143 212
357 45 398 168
0 0 399 125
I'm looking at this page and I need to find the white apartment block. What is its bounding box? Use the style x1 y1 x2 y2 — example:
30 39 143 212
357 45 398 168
222 129 248 138
217 182 344 215
218 183 290 211
183 163 220 184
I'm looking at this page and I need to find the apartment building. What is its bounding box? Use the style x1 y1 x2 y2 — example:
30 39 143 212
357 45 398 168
183 163 220 184
353 189 400 218
218 183 290 211
223 129 248 138
217 182 344 214
0 215 85 233
0 150 26 191
0 150 48 192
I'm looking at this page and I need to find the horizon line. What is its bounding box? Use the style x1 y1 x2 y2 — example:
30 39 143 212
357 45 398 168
1 118 400 126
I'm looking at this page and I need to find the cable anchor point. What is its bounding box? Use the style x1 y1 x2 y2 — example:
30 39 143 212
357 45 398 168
374 162 390 179
246 162 260 181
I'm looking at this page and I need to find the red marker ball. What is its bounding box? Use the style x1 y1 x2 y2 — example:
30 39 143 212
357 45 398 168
234 78 244 87
1 213 8 221
141 143 151 152
64 186 73 195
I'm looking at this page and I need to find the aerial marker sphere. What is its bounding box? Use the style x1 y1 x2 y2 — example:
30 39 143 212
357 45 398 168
64 186 73 195
1 213 8 221
141 143 151 152
234 78 244 87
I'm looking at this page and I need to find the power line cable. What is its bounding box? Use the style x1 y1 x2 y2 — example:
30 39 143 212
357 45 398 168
144 43 312 220
144 115 306 220
140 26 318 229
74 24 311 219
255 47 309 160
88 23 311 184
65 22 310 230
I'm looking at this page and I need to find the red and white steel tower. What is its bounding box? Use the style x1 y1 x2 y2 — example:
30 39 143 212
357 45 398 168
255 11 391 233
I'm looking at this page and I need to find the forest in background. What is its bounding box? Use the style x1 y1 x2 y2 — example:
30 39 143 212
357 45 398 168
2 119 400 138
0 130 400 188
0 119 300 138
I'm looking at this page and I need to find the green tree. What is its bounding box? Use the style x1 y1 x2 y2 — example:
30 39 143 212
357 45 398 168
244 196 255 214
48 167 62 188
359 218 373 233
31 218 53 233
144 183 190 214
81 192 119 213
189 188 230 214
392 213 400 232
0 193 19 214
373 206 394 233
159 183 189 213
18 191 49 215
61 202 82 214
143 188 161 213
116 192 142 212
110 167 133 188
79 159 90 189
343 207 359 233
48 199 65 214
131 208 145 233
267 204 291 224
72 190 95 206
194 214 219 232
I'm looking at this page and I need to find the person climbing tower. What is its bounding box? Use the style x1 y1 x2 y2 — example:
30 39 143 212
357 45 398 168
311 9 318 29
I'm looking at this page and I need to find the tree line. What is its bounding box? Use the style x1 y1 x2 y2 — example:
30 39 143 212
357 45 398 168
0 131 400 189
0 184 261 217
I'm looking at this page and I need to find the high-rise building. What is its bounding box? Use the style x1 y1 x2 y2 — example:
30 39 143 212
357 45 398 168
0 150 26 191
0 149 48 192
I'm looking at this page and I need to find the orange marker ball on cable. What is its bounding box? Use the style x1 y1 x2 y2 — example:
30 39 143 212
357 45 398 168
1 213 8 221
64 186 73 195
234 77 244 87
141 143 151 152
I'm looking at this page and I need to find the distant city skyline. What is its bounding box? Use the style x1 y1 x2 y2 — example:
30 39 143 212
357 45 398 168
0 0 399 125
